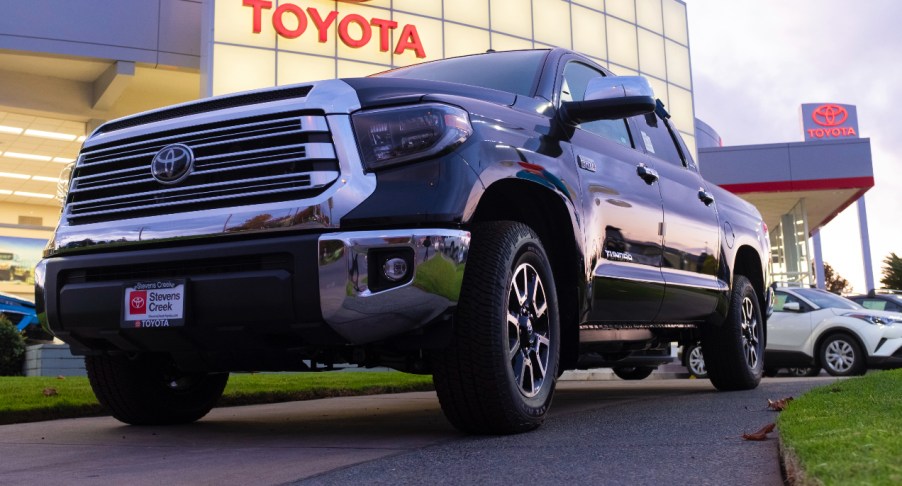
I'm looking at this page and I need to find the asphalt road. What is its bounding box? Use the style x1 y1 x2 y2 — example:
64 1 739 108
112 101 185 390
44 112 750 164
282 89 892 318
0 376 839 485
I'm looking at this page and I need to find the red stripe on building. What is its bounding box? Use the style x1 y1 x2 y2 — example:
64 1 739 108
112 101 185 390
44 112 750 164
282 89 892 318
718 176 874 194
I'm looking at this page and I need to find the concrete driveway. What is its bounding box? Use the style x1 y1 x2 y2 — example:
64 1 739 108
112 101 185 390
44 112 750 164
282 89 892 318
0 377 838 485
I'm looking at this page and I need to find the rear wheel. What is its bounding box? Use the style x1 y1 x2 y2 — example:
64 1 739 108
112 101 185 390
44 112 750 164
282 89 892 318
684 344 708 379
612 366 655 380
432 222 559 434
86 353 228 425
819 334 866 377
701 275 763 390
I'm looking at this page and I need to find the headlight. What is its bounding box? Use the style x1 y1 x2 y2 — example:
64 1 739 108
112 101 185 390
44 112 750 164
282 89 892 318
56 156 80 204
352 103 472 171
846 313 901 326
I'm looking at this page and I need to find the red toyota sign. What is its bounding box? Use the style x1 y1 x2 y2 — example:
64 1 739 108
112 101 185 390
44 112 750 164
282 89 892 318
243 0 426 58
801 103 859 141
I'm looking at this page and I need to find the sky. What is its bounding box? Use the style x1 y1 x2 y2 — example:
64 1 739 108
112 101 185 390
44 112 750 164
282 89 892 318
685 0 902 293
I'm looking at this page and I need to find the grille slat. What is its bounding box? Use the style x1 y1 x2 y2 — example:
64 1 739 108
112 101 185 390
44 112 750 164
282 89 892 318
87 115 327 159
67 111 339 225
69 172 337 221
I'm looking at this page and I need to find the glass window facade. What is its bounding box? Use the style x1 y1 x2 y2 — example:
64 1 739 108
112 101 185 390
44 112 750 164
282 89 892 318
207 0 695 154
770 200 813 287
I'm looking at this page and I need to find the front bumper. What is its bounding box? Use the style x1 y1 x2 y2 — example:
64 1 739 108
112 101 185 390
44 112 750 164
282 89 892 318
319 229 470 343
38 228 469 367
868 334 902 369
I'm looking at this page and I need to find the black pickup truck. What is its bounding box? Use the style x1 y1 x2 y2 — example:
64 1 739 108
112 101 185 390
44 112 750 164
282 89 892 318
37 48 772 434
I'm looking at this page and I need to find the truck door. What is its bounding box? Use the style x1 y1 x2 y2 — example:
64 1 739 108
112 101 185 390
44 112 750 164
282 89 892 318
632 111 723 322
559 61 665 322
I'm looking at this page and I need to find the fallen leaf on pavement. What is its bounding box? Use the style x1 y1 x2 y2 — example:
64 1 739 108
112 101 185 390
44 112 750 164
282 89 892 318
742 423 776 441
767 397 794 411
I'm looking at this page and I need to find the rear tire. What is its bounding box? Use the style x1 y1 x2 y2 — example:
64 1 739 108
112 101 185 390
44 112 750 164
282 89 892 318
86 354 228 425
819 334 866 377
702 275 763 390
432 222 559 434
612 366 655 380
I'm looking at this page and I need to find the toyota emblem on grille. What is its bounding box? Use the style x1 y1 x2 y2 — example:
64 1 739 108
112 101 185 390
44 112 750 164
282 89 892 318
151 144 195 184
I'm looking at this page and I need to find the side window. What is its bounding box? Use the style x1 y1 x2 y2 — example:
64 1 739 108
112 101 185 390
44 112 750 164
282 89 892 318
774 293 788 311
775 293 807 312
638 114 684 167
560 62 632 148
860 299 887 311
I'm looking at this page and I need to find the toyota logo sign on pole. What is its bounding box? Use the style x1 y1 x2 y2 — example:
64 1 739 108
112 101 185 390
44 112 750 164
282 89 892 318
801 103 859 141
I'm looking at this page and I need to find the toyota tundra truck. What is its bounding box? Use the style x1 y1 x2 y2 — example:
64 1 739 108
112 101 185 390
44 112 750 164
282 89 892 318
36 49 772 434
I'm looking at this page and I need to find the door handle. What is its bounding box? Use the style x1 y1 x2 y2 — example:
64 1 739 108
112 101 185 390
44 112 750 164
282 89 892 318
636 164 659 185
698 188 715 206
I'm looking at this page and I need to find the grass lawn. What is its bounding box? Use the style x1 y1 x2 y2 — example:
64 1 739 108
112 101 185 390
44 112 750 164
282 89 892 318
0 371 434 425
778 368 902 485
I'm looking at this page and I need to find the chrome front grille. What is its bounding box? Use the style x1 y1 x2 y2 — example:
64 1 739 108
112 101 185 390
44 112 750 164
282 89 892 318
67 111 340 225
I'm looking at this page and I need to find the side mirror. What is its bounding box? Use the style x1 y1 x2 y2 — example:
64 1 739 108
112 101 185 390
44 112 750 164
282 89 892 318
562 76 656 124
782 301 801 312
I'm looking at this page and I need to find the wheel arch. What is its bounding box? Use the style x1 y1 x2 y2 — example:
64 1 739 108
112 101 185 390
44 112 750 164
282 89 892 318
813 327 868 369
469 179 583 370
733 245 766 318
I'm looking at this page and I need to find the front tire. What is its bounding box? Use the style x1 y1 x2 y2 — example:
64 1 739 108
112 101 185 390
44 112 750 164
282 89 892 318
612 366 655 380
86 354 228 425
819 334 866 376
432 222 559 434
701 275 763 390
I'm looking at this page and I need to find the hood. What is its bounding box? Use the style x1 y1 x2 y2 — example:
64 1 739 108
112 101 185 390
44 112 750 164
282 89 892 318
341 77 518 110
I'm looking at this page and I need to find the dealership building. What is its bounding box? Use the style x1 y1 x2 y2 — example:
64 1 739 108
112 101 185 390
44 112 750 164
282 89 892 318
0 0 876 300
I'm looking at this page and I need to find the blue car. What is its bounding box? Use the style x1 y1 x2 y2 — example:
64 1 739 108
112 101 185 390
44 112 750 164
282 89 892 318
0 292 47 340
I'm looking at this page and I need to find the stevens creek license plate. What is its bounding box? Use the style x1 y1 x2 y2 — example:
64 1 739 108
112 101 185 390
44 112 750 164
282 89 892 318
122 280 186 328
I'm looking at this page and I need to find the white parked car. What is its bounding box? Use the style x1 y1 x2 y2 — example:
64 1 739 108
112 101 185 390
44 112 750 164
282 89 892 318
765 287 902 376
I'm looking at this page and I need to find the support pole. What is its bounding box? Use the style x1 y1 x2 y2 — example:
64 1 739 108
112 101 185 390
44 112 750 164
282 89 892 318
857 197 876 293
812 230 825 290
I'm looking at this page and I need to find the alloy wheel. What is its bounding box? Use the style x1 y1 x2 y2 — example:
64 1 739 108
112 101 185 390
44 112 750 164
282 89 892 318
507 262 551 398
740 296 760 369
688 346 706 376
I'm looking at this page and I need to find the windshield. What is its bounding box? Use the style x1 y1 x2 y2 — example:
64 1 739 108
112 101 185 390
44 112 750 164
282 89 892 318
793 288 862 310
373 50 548 97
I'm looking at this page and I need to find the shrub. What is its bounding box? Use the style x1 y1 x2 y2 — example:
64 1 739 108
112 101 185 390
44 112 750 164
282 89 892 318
0 316 26 376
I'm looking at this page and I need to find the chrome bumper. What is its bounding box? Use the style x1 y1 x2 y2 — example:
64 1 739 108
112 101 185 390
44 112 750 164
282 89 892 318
318 229 470 344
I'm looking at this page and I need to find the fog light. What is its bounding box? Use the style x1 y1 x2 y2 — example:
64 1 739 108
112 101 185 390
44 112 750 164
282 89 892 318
383 257 409 282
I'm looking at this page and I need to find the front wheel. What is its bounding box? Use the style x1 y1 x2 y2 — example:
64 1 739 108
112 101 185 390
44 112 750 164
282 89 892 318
701 275 763 390
86 353 228 425
819 334 866 377
432 222 559 434
612 366 655 380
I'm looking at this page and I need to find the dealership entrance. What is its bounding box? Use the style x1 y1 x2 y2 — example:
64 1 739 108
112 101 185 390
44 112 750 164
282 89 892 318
697 105 875 292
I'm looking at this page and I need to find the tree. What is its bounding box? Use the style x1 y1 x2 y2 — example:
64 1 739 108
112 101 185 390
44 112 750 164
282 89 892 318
880 252 902 290
821 262 852 295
